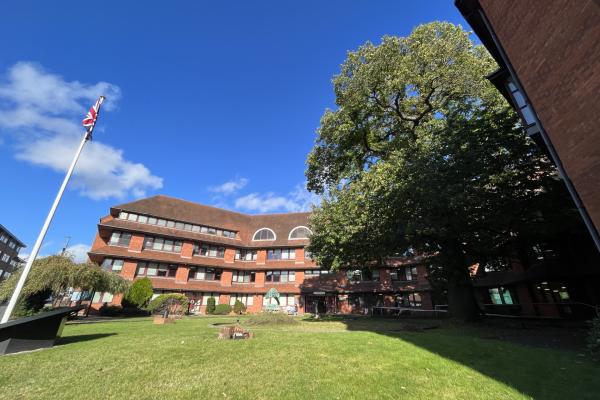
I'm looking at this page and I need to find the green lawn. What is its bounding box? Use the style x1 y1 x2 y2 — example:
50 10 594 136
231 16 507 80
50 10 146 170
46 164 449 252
0 316 598 399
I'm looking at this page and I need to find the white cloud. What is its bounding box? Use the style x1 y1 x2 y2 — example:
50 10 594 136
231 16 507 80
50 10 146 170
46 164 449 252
63 243 91 263
234 184 320 213
0 62 163 200
18 242 90 263
208 177 248 196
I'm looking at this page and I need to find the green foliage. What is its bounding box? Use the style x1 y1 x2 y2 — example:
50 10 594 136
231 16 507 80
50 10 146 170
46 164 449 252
12 289 53 318
233 300 246 314
212 304 232 315
123 277 153 309
587 317 600 360
305 22 575 320
0 255 130 319
247 312 298 325
206 297 216 314
146 293 189 315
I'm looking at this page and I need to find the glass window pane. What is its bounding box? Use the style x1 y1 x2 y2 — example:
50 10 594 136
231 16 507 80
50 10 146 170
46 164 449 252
138 215 148 224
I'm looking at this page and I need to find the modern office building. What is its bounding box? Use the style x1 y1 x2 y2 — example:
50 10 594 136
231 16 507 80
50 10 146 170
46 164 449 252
87 195 433 314
456 0 600 251
0 224 25 281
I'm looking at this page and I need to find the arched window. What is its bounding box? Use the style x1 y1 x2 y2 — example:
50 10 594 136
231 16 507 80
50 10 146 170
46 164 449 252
288 226 311 240
252 228 276 241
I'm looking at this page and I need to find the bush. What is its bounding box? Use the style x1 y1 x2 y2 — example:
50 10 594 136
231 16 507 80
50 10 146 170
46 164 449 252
99 304 123 316
247 312 298 326
212 304 232 315
206 297 216 314
146 293 189 315
587 317 600 359
233 300 246 314
123 278 153 309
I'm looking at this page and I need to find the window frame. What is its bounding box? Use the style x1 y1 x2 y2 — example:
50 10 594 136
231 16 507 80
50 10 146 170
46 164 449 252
252 228 276 241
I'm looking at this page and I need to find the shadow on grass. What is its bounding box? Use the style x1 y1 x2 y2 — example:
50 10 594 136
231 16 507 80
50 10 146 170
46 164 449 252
304 315 599 399
56 333 117 346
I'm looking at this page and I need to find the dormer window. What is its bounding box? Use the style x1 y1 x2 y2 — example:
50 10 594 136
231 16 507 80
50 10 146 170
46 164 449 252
253 228 276 241
289 226 311 240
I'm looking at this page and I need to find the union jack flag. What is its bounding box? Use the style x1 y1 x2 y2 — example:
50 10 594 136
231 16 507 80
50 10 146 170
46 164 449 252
82 96 105 137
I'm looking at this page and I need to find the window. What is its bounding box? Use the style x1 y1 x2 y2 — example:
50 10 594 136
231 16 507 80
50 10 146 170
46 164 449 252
395 292 422 308
201 292 220 305
189 267 222 281
506 78 537 128
488 287 514 305
93 292 114 303
265 270 296 283
289 226 311 240
136 262 178 277
347 269 380 281
267 248 295 260
109 231 132 247
193 243 225 258
304 269 331 276
1 254 10 263
263 294 296 307
232 270 256 283
253 228 276 241
143 236 183 253
101 258 124 272
118 211 237 239
8 241 16 249
235 250 257 261
0 233 7 243
229 294 253 306
390 266 418 281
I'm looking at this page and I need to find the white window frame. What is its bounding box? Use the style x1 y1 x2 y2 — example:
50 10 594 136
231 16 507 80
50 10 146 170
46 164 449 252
252 228 277 241
288 226 312 240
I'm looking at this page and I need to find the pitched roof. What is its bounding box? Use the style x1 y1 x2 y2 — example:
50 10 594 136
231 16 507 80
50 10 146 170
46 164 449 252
110 195 311 247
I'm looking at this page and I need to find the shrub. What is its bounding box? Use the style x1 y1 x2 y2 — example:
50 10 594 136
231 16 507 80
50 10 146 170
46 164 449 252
99 304 123 317
206 297 216 314
146 293 189 315
233 300 246 314
247 312 298 326
587 317 600 359
212 304 232 315
123 278 153 309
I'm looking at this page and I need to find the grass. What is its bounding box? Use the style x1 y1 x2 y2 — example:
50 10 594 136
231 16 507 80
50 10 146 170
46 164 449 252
0 315 598 399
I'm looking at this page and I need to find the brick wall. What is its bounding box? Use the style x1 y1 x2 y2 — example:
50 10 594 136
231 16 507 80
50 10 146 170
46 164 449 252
480 0 600 235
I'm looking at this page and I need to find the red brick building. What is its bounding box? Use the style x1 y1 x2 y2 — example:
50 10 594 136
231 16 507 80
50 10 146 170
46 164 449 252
87 195 433 314
456 0 600 251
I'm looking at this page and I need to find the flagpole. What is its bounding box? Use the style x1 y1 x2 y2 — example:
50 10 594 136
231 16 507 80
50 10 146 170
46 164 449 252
1 96 105 324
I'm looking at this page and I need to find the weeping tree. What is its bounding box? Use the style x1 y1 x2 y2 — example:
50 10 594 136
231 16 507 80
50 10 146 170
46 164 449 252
306 22 572 321
0 255 129 318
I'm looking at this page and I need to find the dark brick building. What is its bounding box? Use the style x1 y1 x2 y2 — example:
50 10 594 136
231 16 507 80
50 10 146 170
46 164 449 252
456 0 600 251
87 195 434 314
0 224 25 281
456 0 600 319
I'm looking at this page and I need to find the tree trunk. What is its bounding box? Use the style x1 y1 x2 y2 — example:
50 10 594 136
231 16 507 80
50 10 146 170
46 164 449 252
443 241 481 322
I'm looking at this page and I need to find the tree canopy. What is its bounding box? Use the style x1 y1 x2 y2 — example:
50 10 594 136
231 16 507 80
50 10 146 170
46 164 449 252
0 255 130 303
305 22 573 320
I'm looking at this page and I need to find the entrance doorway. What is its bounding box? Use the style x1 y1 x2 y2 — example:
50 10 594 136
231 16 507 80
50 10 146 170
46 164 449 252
304 294 336 314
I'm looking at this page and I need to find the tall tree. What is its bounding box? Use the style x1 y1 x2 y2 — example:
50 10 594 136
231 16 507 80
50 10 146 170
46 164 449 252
306 22 570 321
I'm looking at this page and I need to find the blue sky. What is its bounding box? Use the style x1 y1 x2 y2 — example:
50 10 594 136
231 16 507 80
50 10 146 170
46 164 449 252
0 1 466 261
